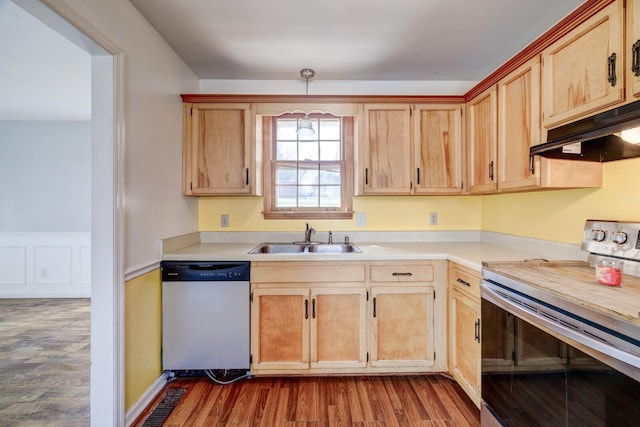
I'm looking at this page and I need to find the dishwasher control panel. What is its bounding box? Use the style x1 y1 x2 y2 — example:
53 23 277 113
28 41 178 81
161 261 250 281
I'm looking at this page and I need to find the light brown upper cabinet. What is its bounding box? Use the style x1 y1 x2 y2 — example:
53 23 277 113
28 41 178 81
413 104 464 194
541 0 624 129
359 103 463 195
182 103 260 195
498 57 541 191
627 0 640 99
467 86 498 194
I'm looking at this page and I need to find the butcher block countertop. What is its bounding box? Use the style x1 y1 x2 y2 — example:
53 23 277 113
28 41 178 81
482 260 640 327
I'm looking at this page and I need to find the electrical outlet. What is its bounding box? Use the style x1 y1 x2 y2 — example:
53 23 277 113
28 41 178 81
221 214 229 227
429 212 438 225
356 212 366 227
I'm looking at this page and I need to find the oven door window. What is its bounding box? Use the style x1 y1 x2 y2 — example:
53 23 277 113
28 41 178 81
481 298 640 426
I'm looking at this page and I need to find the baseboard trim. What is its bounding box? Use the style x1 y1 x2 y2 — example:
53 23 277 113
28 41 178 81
125 372 168 427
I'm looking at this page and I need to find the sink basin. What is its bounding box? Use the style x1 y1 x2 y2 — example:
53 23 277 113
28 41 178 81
248 243 307 254
306 243 361 253
248 242 362 254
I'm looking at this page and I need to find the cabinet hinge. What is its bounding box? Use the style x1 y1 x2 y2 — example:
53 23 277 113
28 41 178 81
366 352 369 362
434 352 436 361
366 291 369 301
250 354 253 364
190 182 193 191
433 291 436 300
511 351 516 363
250 292 253 303
190 107 193 116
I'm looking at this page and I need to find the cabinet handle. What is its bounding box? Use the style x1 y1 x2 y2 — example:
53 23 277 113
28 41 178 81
416 168 421 185
245 168 249 186
365 168 369 185
392 272 413 276
633 40 640 77
312 298 316 319
304 299 309 319
474 319 481 343
373 297 377 318
456 277 471 287
528 155 535 175
488 161 494 181
608 53 617 87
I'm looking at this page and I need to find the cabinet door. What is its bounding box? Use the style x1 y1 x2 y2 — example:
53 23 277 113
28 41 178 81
541 1 624 128
627 0 640 99
449 288 481 408
361 104 412 194
370 286 435 368
413 104 464 194
514 317 567 368
186 103 254 195
498 57 541 191
310 287 367 370
251 288 309 370
467 86 498 194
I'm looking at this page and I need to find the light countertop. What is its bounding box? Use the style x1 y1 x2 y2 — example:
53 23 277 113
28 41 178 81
162 240 564 272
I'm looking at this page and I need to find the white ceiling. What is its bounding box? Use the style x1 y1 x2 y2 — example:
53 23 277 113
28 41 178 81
0 0 586 121
130 0 584 82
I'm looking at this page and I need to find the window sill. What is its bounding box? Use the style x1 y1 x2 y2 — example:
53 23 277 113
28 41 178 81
263 211 354 220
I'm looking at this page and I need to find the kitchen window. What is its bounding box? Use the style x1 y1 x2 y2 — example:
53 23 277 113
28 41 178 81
262 113 353 219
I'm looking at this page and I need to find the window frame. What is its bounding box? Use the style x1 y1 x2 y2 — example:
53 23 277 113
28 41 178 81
262 113 354 220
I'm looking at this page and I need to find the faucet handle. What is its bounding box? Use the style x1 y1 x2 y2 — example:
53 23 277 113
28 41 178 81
328 231 333 244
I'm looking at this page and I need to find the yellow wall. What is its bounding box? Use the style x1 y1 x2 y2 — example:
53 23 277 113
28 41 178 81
199 157 640 244
482 157 640 244
199 195 483 232
124 269 162 411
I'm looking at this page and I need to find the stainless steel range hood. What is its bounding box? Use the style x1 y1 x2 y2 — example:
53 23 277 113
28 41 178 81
530 99 640 162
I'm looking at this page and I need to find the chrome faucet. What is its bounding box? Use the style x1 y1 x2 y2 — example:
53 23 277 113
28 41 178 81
304 223 316 243
328 231 333 244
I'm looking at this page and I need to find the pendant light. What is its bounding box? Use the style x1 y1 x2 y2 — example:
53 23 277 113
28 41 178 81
296 68 316 136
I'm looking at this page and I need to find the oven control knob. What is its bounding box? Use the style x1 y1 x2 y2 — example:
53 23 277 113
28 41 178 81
612 231 628 245
591 229 607 242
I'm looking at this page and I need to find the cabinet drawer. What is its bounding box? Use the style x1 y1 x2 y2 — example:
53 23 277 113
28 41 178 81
369 264 434 282
251 262 365 283
448 263 481 299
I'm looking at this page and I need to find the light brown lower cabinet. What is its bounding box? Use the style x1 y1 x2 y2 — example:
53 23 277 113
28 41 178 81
250 260 447 375
251 286 368 373
448 263 482 408
370 286 435 368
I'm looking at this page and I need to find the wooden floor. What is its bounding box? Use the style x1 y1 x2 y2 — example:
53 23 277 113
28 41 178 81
0 298 91 427
136 374 480 426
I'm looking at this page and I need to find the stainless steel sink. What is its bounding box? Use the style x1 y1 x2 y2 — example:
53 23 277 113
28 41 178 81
248 242 361 254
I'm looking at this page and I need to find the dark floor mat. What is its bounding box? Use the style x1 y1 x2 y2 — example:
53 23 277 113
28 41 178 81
141 388 186 427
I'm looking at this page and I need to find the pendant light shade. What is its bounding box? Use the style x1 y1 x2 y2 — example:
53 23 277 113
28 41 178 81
296 68 316 136
297 116 315 135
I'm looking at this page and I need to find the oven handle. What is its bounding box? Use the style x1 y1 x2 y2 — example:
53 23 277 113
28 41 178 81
481 280 640 378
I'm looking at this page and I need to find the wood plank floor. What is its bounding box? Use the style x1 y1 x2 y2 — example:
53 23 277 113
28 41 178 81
0 298 90 427
137 374 479 426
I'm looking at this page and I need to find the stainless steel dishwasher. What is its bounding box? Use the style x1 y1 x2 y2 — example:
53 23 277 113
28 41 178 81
161 261 250 373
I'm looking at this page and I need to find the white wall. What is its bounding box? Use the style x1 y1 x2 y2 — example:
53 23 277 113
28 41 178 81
59 0 200 273
0 120 91 232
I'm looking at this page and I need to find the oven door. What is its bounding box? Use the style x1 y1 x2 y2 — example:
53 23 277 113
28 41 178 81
481 282 640 426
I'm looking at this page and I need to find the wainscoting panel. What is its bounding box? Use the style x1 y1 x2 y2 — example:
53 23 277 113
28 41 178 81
0 233 91 297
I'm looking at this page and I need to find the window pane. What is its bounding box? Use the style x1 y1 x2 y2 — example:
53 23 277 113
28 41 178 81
277 119 298 140
320 186 341 207
277 141 297 160
276 164 297 184
320 164 341 184
320 140 341 161
298 140 319 161
276 185 297 207
319 118 340 140
298 164 318 185
298 186 318 207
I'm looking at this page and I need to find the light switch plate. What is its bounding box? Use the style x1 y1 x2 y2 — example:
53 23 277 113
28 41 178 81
356 212 366 227
221 214 229 227
429 212 438 225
